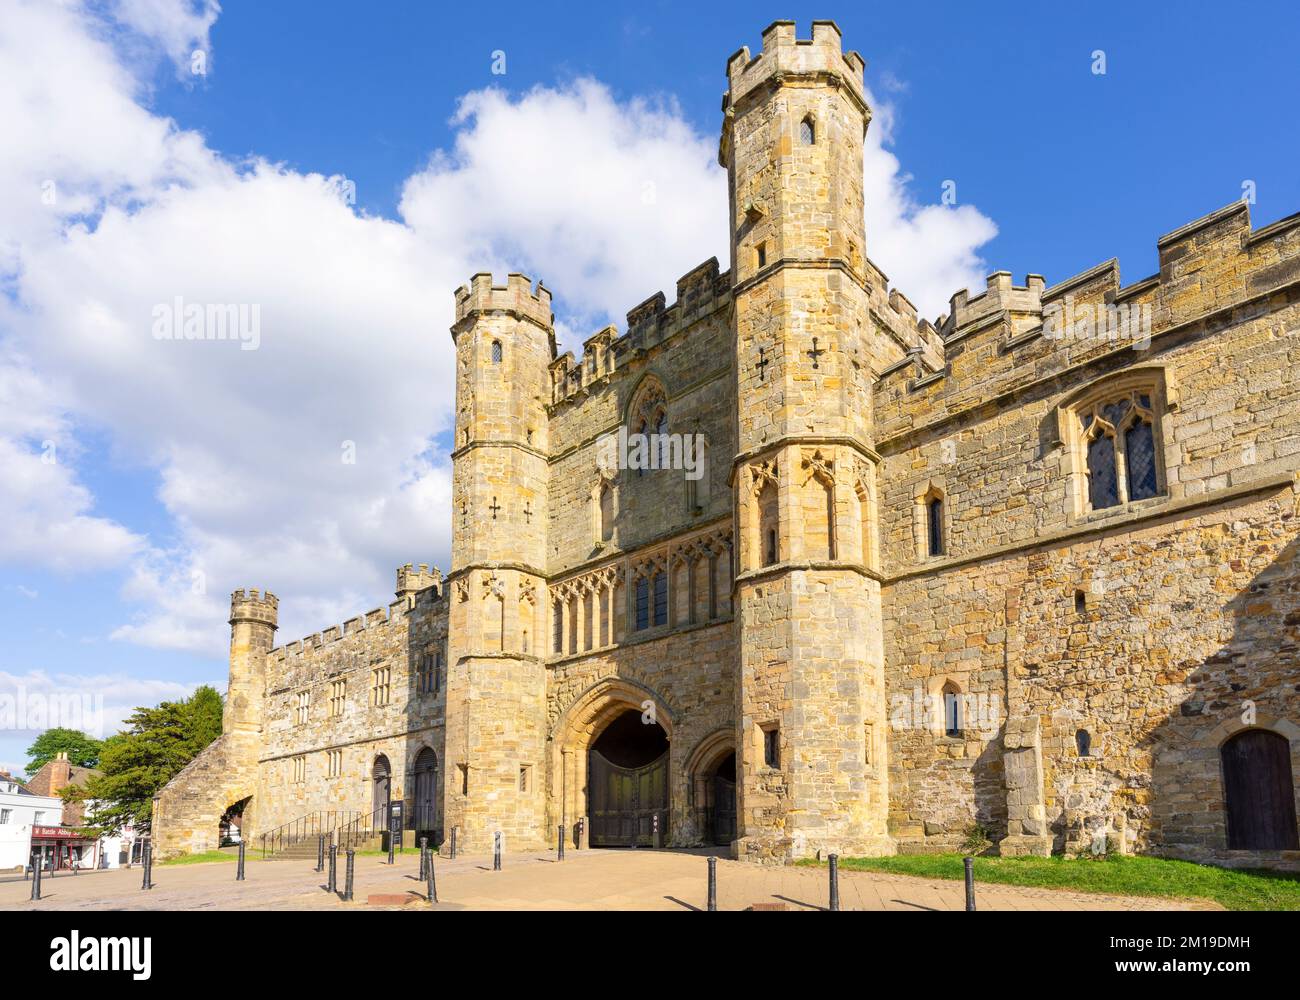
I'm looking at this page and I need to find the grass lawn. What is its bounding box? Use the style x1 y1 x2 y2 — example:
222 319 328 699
800 853 1300 911
160 850 238 866
161 847 273 866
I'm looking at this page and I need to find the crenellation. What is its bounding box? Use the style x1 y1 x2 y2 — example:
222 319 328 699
453 271 554 332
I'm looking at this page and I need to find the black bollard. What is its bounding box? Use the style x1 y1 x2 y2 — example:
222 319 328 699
236 840 246 881
828 854 840 912
387 829 396 866
426 850 438 904
493 831 502 871
315 833 325 873
343 849 355 902
327 844 337 893
419 837 428 880
652 812 660 849
577 817 584 849
141 843 153 890
449 826 457 860
964 856 976 912
30 860 42 901
707 856 717 911
557 824 565 861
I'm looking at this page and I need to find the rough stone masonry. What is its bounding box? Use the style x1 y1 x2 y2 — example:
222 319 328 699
156 20 1300 871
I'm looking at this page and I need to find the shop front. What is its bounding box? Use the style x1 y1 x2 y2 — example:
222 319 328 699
30 825 96 871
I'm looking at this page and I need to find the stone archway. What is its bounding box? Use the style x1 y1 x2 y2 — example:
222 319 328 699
551 678 676 847
372 754 392 821
686 728 737 846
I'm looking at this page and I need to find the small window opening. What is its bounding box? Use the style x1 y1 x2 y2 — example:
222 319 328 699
763 726 780 768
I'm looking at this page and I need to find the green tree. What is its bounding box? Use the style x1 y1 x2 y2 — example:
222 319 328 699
25 728 103 775
66 685 225 837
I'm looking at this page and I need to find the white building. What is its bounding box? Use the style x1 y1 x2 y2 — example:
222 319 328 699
23 753 140 870
0 771 64 871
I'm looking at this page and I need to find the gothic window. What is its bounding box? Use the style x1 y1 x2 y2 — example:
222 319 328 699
552 600 563 653
491 340 502 363
1075 387 1164 512
634 572 667 630
629 379 668 479
799 115 815 145
635 576 650 631
685 437 709 512
329 679 346 718
295 690 310 726
757 475 779 567
927 494 945 557
942 682 963 738
598 480 614 542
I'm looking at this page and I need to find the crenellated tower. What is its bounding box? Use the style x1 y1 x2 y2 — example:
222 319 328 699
443 273 554 853
722 20 890 861
225 588 279 735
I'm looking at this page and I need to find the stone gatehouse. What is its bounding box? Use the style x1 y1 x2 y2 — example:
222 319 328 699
156 20 1300 870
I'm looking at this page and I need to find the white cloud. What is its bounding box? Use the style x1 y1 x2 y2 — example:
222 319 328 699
0 3 997 657
400 80 729 345
99 0 221 75
0 356 145 571
861 87 999 321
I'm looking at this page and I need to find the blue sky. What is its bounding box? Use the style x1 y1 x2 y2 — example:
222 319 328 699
1 0 1298 772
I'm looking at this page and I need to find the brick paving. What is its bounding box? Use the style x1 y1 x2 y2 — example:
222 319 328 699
0 847 1218 911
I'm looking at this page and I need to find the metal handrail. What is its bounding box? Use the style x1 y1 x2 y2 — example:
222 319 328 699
258 810 362 859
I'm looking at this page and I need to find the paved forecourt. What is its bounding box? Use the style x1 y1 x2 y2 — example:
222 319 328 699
0 847 1215 912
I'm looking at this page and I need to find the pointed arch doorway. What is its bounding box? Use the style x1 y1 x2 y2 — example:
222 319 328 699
412 747 438 841
588 710 669 847
372 754 392 821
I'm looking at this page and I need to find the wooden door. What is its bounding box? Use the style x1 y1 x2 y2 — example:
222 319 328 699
588 749 668 847
1222 729 1299 850
712 775 736 845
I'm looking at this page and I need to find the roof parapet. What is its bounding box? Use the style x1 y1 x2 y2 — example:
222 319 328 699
454 272 554 329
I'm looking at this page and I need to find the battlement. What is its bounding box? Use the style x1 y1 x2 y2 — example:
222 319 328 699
724 20 866 111
268 596 418 660
453 272 554 330
229 588 278 627
396 562 442 600
873 200 1300 439
548 257 731 406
